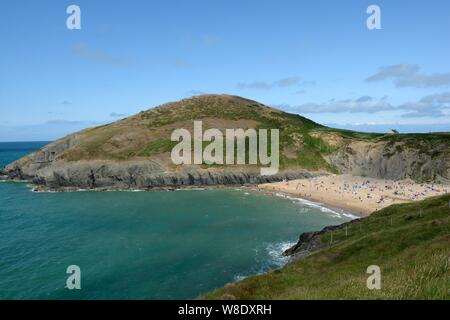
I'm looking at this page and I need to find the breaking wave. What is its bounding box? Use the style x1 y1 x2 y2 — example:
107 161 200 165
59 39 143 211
274 192 359 220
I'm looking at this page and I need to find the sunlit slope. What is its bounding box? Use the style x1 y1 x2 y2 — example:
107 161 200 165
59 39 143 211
202 194 450 300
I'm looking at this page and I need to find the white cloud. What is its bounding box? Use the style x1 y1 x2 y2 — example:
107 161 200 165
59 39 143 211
366 64 450 88
279 96 393 114
399 92 450 117
237 77 303 90
71 43 130 67
324 122 450 134
109 112 127 118
277 92 450 118
187 90 207 96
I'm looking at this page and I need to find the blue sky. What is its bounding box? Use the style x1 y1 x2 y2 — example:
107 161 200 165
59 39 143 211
1 0 450 141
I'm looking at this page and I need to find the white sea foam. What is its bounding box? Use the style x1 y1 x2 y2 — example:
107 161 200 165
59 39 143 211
233 274 248 282
341 212 360 219
175 187 205 191
274 192 359 220
30 186 58 193
265 241 296 268
232 240 296 282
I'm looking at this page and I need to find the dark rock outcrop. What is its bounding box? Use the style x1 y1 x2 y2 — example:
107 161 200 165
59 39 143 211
1 155 319 190
283 219 361 262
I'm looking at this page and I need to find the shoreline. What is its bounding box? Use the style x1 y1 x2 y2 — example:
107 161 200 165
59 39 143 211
0 176 413 219
17 181 374 220
5 174 447 220
257 185 370 217
248 186 363 219
26 182 255 193
2 175 363 219
258 175 449 216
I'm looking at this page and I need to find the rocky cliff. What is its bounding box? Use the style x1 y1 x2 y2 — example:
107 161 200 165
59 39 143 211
323 133 450 182
283 219 360 262
1 158 316 190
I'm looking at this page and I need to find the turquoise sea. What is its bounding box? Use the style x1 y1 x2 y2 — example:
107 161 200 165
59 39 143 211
0 142 352 299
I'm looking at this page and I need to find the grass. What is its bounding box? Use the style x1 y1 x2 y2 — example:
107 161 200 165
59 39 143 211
279 132 337 171
136 139 177 157
202 194 450 300
318 127 385 140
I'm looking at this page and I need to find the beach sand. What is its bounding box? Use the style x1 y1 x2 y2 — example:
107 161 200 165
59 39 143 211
258 175 449 216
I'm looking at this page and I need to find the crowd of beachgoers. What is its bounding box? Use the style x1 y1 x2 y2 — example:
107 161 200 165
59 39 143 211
259 175 449 216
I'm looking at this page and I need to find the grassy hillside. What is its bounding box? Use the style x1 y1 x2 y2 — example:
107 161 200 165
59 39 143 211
202 194 450 300
7 94 448 183
55 94 449 174
59 94 337 171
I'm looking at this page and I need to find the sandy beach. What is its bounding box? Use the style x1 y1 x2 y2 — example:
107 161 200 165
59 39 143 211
258 174 449 216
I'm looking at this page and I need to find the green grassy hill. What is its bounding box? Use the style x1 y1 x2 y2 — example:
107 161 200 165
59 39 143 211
3 94 449 184
59 94 335 171
48 94 450 175
202 194 450 300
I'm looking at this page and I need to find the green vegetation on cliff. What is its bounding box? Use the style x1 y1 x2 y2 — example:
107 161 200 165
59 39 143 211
202 194 450 300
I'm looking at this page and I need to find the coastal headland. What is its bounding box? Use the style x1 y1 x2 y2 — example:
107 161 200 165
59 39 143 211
1 95 449 192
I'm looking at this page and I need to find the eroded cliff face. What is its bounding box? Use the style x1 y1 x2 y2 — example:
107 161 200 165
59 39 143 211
0 136 317 189
1 160 316 190
326 137 450 182
1 132 83 180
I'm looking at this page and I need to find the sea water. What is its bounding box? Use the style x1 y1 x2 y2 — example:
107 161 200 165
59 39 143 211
0 142 351 299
